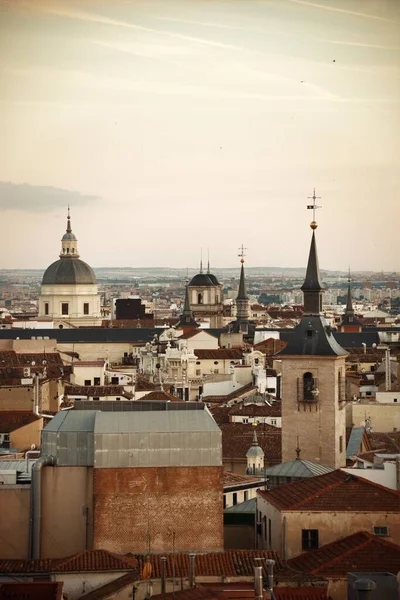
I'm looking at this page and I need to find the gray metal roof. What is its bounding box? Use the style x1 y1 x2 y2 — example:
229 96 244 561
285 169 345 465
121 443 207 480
224 498 256 514
41 405 222 468
264 459 333 478
346 427 365 458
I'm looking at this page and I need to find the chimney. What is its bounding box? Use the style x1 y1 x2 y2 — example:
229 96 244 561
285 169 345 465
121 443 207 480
160 556 167 599
189 553 196 588
254 566 263 600
265 559 275 593
353 578 377 600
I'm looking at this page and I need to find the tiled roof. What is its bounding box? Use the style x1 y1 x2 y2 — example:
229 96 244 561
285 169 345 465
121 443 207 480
253 339 288 355
223 471 261 487
368 431 400 453
149 584 264 600
273 590 329 600
65 385 126 397
0 411 41 433
229 403 281 418
258 469 400 512
134 550 282 578
53 549 138 572
140 390 182 402
203 383 258 405
194 349 244 360
0 581 63 600
286 530 400 578
74 361 105 367
0 549 137 575
220 422 281 464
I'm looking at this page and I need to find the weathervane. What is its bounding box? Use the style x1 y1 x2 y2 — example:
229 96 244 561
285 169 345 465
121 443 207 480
238 244 247 264
307 189 321 229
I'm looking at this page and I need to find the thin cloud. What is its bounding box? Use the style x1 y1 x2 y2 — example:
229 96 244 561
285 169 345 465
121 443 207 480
286 0 400 25
0 182 100 212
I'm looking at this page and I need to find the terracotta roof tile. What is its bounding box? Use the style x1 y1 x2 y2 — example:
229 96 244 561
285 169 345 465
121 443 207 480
0 581 63 600
286 530 400 578
220 423 281 465
228 403 281 418
368 431 400 453
258 469 400 512
273 590 329 600
223 471 261 487
203 384 258 405
65 385 126 397
140 390 182 402
195 349 244 360
53 548 138 572
0 411 41 433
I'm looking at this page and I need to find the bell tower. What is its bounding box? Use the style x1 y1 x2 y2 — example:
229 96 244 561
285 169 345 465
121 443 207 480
279 191 348 469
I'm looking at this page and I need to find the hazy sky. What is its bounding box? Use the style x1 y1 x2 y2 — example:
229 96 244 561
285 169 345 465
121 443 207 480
1 0 399 271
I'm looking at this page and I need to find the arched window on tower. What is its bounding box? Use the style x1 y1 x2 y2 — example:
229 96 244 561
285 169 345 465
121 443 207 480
198 293 203 305
303 372 315 401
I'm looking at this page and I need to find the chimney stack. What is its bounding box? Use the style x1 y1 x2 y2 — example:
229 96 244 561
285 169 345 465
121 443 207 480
265 559 275 593
160 556 167 599
254 566 263 600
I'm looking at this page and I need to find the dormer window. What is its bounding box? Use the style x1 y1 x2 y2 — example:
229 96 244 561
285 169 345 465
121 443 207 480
306 328 314 338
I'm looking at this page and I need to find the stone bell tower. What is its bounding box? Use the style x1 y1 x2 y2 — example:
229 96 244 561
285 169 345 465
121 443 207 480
279 192 348 469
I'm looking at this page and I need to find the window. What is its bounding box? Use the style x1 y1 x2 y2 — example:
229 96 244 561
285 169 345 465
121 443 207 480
94 377 100 386
271 419 277 426
83 303 89 315
93 397 99 401
198 293 203 304
232 493 237 505
214 369 219 374
339 435 343 453
196 369 201 376
373 526 388 537
72 248 75 254
302 529 319 550
116 397 121 401
244 491 248 501
61 303 69 315
111 377 119 385
44 303 49 315
394 398 398 403
263 516 267 541
223 495 226 509
303 372 314 401
268 518 272 547
84 379 91 386
66 247 70 253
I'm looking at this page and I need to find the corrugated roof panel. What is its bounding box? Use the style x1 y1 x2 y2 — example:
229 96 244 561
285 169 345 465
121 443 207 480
264 459 332 478
346 427 365 458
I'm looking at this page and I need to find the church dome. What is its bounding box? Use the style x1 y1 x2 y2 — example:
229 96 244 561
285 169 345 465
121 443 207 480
188 273 214 287
62 231 77 241
42 258 96 285
207 273 220 286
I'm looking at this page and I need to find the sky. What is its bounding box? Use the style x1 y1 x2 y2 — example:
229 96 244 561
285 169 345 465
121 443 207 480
1 0 399 271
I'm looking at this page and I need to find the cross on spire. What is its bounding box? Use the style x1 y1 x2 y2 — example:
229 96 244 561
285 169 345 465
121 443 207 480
307 189 322 225
238 244 247 264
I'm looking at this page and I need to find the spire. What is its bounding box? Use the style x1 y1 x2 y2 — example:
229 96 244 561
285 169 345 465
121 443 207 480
301 224 323 314
345 269 354 315
252 429 259 447
200 248 203 274
235 245 250 325
66 205 72 233
207 248 210 274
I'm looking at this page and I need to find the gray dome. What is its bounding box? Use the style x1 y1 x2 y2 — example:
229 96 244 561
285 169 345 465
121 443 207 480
62 232 77 241
188 273 214 287
246 445 264 458
207 273 220 285
42 258 96 285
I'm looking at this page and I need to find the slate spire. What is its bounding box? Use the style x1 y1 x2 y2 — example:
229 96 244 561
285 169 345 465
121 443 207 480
301 223 324 315
345 270 354 315
235 246 250 322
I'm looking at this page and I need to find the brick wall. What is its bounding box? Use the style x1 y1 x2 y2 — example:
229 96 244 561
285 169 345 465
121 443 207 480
93 466 223 554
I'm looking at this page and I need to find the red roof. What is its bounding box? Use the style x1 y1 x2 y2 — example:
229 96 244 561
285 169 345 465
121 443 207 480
273 590 329 600
229 403 281 418
203 383 258 405
194 349 244 360
286 530 400 578
0 582 63 600
0 411 42 433
223 471 261 487
258 470 400 512
140 390 182 402
221 422 282 464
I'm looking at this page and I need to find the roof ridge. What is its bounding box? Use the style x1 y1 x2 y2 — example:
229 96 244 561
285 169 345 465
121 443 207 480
289 475 345 510
310 533 371 574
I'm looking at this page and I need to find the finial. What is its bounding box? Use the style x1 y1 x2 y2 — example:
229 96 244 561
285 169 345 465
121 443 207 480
307 189 321 228
238 244 247 264
295 436 301 460
348 266 351 284
66 205 72 233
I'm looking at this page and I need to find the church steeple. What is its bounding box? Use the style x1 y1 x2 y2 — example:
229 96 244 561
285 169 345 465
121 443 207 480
301 223 323 315
60 207 79 258
345 270 354 316
235 245 250 322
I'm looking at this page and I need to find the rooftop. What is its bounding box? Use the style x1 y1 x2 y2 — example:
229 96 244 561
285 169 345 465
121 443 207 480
258 469 400 512
285 530 400 578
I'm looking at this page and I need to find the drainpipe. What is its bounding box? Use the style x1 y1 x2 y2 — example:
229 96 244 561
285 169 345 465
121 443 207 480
29 455 56 559
282 516 287 560
33 373 54 419
188 553 196 588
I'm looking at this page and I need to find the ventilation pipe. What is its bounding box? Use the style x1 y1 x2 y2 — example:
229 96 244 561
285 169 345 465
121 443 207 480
353 578 377 600
188 553 196 588
160 556 167 599
265 560 275 593
254 566 263 600
29 455 56 559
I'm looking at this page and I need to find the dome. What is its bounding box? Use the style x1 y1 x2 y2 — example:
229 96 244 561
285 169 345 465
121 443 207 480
246 445 265 458
188 273 214 287
207 273 220 285
42 258 97 285
62 232 77 241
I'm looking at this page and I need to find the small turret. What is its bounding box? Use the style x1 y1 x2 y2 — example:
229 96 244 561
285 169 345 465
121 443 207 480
246 428 264 475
